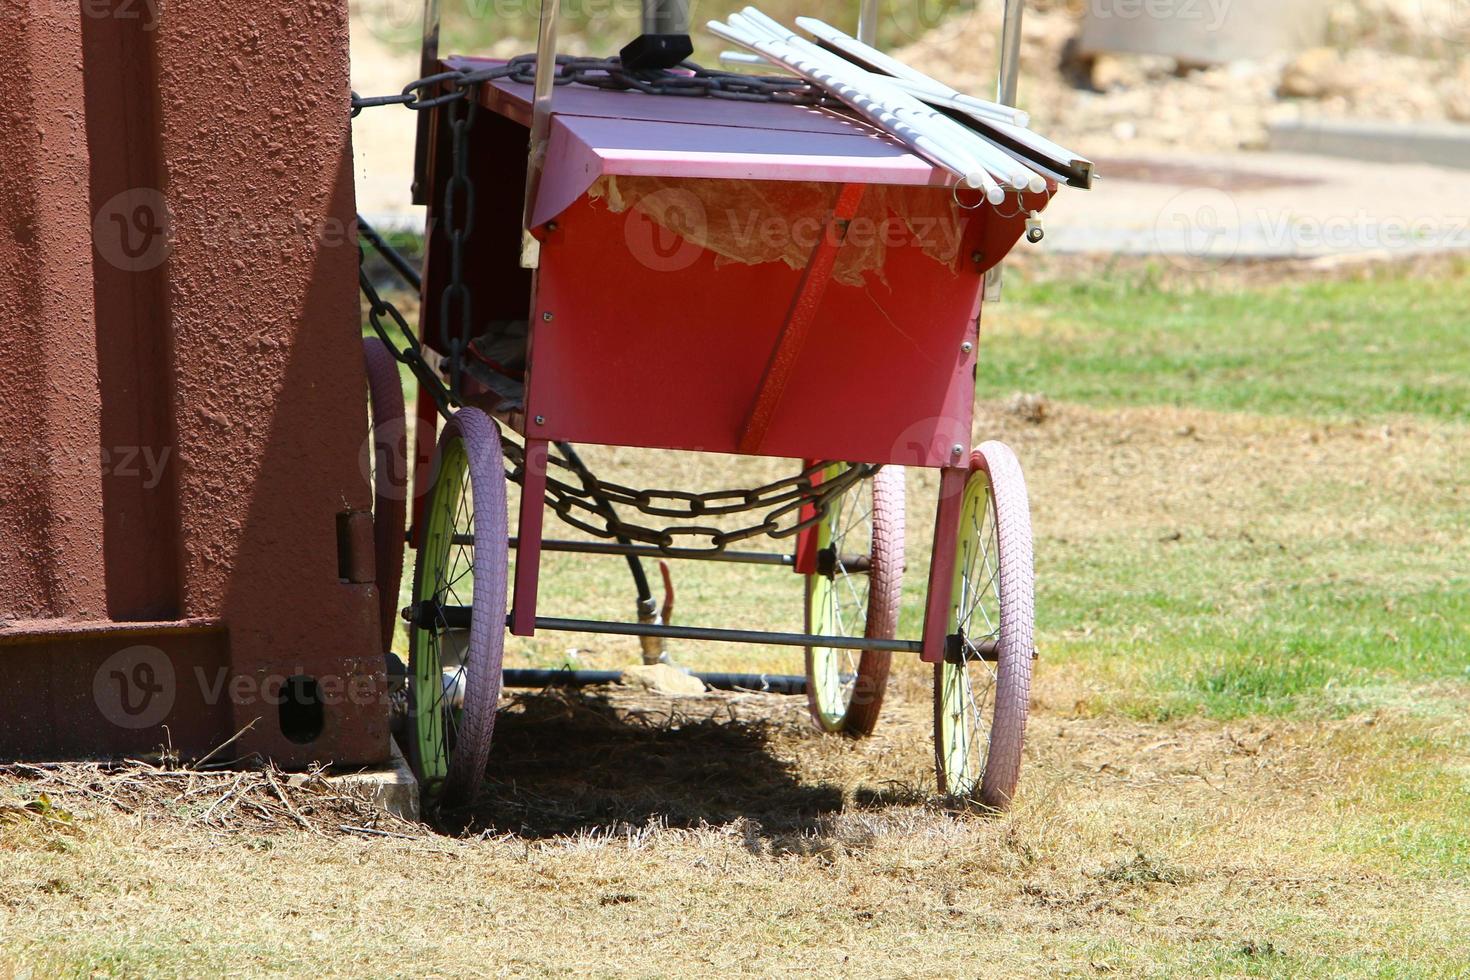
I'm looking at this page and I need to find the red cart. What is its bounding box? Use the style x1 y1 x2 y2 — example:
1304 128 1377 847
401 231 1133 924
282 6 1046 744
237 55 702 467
357 5 1071 811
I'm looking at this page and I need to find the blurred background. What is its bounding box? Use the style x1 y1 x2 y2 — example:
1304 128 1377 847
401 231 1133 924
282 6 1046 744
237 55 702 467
351 0 1470 263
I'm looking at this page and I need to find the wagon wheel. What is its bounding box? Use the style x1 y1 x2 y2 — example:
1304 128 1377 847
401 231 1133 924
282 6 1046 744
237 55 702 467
406 408 507 806
364 337 407 653
805 465 905 735
933 441 1034 809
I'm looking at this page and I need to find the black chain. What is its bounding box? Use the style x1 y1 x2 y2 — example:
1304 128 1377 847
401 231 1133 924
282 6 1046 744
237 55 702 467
358 238 453 417
351 54 836 117
439 93 477 403
504 441 878 554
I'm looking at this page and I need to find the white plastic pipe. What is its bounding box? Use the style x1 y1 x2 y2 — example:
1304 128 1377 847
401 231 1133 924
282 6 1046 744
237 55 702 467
732 11 1041 194
795 17 1028 126
734 9 1037 191
797 13 1092 188
728 13 1022 196
708 18 1006 201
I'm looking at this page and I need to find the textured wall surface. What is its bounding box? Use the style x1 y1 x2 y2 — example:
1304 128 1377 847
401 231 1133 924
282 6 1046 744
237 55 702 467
0 3 108 621
0 0 387 765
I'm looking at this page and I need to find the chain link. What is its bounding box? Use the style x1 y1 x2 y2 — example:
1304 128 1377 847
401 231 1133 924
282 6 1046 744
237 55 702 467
358 242 453 416
351 54 836 117
439 93 478 402
503 441 877 554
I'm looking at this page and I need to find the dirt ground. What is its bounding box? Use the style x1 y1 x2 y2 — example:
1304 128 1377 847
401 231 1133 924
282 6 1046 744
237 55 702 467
2 360 1465 974
2 681 1464 976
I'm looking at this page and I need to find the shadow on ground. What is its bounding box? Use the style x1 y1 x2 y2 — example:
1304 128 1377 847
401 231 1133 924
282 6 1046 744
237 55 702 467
436 689 849 838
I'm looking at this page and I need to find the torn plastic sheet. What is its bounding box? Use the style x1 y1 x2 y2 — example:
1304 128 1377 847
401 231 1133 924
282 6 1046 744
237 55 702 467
587 175 968 287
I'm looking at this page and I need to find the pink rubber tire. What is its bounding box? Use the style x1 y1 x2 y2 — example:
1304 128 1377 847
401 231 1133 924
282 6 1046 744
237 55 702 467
932 441 1034 809
406 408 508 806
804 466 906 737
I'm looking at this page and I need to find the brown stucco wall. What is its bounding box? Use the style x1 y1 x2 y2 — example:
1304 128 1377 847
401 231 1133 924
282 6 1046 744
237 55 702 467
0 0 387 766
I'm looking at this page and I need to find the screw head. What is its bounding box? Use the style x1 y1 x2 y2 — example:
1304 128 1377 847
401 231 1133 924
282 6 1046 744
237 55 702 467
960 341 974 354
951 444 964 456
541 312 554 322
534 415 546 425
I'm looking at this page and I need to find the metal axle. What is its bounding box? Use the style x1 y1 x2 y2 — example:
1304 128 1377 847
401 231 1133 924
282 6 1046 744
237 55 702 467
408 602 921 653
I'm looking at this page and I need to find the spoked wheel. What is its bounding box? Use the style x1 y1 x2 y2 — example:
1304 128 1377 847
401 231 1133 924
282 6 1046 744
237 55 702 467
406 408 508 806
933 441 1034 809
805 465 905 735
364 337 407 653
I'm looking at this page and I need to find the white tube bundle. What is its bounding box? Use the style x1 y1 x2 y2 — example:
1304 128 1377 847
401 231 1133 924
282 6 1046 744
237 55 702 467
709 10 1095 197
709 14 1007 202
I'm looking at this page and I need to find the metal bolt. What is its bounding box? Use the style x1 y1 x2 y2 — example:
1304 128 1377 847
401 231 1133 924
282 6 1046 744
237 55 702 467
542 312 553 322
546 221 558 232
970 250 983 264
534 415 546 425
951 444 964 457
960 341 974 354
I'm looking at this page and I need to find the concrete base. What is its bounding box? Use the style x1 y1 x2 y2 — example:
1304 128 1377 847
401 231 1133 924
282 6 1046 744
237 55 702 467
1078 0 1327 65
331 740 420 822
1268 119 1470 172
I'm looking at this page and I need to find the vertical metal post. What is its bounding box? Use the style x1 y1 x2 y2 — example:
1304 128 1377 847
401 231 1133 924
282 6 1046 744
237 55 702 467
411 0 442 205
984 0 1025 301
642 0 690 34
919 466 971 664
520 0 561 269
857 0 879 45
510 440 550 636
996 0 1024 106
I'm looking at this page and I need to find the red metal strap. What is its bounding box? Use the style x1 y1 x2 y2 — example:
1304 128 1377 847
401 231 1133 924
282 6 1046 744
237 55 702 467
737 183 867 455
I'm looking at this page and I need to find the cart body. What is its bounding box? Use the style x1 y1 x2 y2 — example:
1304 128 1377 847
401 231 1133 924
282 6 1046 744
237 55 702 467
420 64 1051 468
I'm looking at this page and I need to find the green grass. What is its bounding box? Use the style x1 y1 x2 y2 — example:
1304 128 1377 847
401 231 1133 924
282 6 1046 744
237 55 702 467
956 263 1470 720
983 263 1470 422
365 259 1470 723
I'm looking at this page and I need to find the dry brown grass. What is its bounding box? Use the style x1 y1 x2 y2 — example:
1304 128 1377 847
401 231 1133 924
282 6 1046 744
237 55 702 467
1 680 1465 976
6 273 1466 973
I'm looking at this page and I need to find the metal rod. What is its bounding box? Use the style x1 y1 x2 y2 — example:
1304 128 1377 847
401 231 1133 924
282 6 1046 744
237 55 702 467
531 617 923 653
501 668 809 694
642 0 690 34
856 0 879 46
357 214 423 292
997 0 1024 107
410 0 442 205
552 441 651 603
520 0 561 268
988 0 1027 300
511 439 550 635
505 537 795 566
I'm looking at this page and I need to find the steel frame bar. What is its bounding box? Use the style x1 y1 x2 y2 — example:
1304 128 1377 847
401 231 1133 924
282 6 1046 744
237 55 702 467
502 668 808 693
920 465 970 664
507 537 795 566
737 182 867 454
412 0 442 204
533 617 922 652
510 438 550 635
422 602 921 652
409 364 440 550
